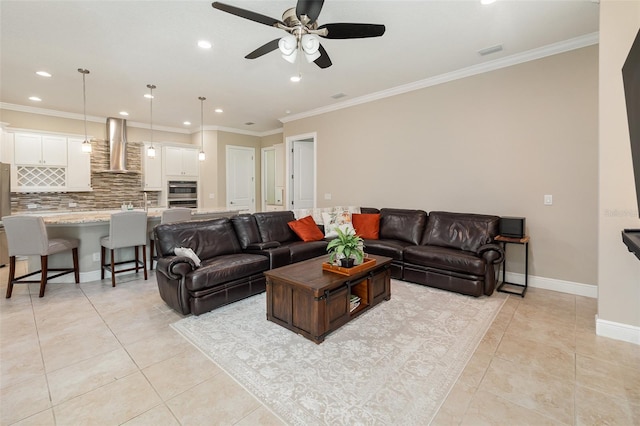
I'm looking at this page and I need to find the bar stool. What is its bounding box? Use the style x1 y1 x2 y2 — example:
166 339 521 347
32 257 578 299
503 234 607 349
100 211 148 287
2 215 80 298
149 208 192 270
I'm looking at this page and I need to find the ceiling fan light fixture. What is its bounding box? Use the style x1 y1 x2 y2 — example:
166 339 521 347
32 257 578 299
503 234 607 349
301 34 320 62
279 34 298 63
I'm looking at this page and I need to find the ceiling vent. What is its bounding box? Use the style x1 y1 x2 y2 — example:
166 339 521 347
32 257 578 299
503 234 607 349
478 44 503 56
331 93 347 99
244 122 255 126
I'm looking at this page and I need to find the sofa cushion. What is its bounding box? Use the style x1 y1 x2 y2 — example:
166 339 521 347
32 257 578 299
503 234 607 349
283 240 328 263
322 210 354 238
352 213 380 239
288 215 325 242
231 214 262 249
254 211 298 243
379 208 428 245
362 238 412 261
422 211 499 252
155 218 243 260
404 245 486 276
186 253 269 292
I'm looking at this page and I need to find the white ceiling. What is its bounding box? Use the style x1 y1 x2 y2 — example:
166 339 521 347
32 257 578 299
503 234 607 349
0 1 599 135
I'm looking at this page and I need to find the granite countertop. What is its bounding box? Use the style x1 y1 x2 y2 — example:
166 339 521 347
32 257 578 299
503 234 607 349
17 208 241 225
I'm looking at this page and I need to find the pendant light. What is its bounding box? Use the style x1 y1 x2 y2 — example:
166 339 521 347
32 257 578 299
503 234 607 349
146 84 156 158
77 68 92 153
198 96 206 161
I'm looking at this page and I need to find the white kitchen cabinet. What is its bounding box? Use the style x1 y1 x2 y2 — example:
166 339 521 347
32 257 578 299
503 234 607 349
66 138 92 191
142 143 163 190
14 133 67 166
163 146 199 178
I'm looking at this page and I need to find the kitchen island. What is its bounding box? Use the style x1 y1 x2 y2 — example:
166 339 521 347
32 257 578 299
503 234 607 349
22 208 240 282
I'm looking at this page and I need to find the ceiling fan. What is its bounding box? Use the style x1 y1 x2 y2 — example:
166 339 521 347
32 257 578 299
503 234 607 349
211 0 386 69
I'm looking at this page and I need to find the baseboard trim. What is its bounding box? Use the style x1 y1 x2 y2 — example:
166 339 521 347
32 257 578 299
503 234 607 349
504 272 598 298
596 316 640 345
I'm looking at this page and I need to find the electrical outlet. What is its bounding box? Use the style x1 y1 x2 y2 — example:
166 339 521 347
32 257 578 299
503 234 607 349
92 252 100 261
544 194 553 206
324 193 332 200
209 193 215 199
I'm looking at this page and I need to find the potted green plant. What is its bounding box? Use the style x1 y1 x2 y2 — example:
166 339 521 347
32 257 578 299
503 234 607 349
327 225 365 268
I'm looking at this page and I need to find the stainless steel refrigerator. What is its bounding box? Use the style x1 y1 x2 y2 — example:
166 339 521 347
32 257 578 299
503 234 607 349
0 162 11 266
0 162 10 218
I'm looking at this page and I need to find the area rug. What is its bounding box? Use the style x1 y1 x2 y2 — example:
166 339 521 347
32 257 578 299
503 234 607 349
171 280 505 425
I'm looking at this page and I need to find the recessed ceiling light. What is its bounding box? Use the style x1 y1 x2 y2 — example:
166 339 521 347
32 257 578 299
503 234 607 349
183 121 191 126
36 71 51 77
214 108 223 113
28 96 42 102
480 0 496 4
285 110 291 114
144 94 154 99
290 74 301 82
198 40 212 49
119 111 129 116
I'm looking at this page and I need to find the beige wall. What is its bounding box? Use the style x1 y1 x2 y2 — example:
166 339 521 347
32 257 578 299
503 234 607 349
284 46 599 286
598 1 640 329
261 132 284 148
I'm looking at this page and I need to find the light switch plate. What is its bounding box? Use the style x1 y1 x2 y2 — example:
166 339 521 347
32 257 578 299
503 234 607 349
544 194 553 205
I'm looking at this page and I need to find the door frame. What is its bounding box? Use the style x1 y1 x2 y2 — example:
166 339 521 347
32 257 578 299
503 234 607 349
225 145 256 213
285 132 317 210
261 146 274 211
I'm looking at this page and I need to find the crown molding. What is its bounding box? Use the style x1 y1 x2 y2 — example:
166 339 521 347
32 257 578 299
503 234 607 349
0 102 283 138
279 32 600 124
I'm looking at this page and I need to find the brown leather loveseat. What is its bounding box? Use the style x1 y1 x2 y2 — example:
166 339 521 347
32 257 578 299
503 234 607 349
360 208 504 297
154 217 269 315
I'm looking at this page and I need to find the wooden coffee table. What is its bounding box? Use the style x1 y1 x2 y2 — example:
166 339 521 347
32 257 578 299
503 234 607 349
264 254 392 344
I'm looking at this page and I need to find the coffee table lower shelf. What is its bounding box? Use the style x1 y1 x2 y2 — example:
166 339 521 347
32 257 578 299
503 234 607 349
264 255 392 344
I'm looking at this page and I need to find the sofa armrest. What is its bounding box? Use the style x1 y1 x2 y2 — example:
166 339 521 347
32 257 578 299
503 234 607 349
477 244 504 265
156 255 197 280
246 241 281 250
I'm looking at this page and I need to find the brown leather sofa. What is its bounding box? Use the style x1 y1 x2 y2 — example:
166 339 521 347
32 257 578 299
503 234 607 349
154 218 270 315
154 209 504 316
361 208 504 297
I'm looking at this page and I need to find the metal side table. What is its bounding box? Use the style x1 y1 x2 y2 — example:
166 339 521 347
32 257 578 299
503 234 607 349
495 235 529 297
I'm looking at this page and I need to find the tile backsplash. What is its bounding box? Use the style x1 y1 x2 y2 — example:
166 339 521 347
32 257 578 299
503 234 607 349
11 140 160 213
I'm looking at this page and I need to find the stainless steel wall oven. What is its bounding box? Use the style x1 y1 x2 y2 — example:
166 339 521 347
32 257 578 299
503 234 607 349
167 180 198 209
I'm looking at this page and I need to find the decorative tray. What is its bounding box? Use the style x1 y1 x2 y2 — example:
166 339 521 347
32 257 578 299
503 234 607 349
322 257 377 276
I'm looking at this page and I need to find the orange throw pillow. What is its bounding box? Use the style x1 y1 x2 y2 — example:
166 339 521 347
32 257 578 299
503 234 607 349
288 215 325 242
352 213 380 239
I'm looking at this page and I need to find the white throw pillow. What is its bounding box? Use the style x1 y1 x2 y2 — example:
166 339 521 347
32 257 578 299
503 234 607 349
174 247 201 267
322 211 354 238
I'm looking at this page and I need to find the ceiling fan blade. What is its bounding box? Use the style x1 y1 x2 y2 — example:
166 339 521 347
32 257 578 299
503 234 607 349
318 23 386 39
245 39 281 59
296 0 324 24
212 2 283 27
314 44 332 69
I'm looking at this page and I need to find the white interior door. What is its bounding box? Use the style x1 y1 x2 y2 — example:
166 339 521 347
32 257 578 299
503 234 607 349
226 146 255 213
290 139 315 209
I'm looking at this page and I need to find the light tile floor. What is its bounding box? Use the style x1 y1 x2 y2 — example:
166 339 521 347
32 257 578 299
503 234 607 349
1 261 638 425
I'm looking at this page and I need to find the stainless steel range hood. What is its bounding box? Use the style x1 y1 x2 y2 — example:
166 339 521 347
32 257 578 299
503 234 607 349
106 117 129 173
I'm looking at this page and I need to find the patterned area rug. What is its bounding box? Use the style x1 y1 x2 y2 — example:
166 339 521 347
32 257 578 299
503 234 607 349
172 280 505 425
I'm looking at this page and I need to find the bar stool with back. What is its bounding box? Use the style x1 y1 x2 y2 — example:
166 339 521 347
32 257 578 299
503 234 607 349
149 208 192 270
100 211 148 287
2 215 80 298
